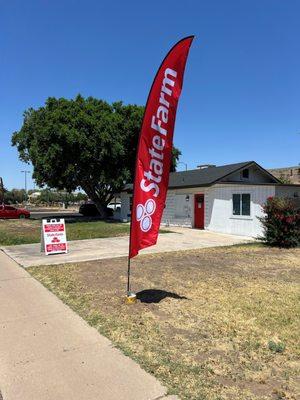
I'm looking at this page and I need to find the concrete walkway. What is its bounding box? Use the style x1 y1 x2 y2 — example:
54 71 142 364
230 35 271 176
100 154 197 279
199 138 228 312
1 228 252 268
0 251 176 400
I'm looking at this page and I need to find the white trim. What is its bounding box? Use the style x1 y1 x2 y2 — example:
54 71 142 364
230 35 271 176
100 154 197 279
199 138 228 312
230 216 253 221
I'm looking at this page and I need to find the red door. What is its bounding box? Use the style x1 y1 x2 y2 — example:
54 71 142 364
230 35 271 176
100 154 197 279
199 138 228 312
194 194 204 229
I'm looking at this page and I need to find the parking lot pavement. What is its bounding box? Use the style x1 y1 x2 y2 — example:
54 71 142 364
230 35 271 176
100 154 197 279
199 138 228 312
30 211 82 219
1 227 254 268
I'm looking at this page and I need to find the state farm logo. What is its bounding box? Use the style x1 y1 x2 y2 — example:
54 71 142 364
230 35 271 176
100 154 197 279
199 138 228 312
136 199 156 232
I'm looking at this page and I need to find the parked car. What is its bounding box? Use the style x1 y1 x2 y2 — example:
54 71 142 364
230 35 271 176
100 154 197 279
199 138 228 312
0 204 30 219
79 202 113 217
107 202 121 211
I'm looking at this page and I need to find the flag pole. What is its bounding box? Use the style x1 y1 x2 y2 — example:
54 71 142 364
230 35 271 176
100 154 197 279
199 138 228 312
125 36 194 304
127 257 131 294
126 250 136 303
126 196 136 303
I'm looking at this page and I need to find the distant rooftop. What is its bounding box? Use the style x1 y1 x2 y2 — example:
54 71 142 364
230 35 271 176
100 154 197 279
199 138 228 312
268 166 300 170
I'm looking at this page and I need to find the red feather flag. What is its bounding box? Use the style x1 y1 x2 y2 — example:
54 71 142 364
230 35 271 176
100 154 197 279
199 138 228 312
129 36 194 260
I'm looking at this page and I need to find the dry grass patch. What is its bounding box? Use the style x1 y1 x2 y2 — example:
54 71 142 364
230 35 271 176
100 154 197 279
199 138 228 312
29 245 300 400
0 219 41 245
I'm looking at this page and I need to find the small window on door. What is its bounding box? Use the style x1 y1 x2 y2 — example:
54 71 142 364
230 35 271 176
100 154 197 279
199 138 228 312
232 194 251 216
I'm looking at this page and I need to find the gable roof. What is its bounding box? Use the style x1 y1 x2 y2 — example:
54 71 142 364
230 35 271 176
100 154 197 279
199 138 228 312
121 161 280 192
168 161 279 188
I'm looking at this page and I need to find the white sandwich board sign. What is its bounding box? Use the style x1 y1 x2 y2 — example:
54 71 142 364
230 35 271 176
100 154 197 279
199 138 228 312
41 218 68 255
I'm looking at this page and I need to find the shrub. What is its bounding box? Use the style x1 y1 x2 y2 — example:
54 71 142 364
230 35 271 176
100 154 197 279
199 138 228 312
259 196 300 248
268 340 286 353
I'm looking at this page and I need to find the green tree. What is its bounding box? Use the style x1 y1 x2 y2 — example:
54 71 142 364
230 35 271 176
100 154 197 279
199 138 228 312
12 95 180 216
4 189 26 204
0 178 4 203
35 189 87 205
277 174 292 184
74 192 88 202
170 147 182 172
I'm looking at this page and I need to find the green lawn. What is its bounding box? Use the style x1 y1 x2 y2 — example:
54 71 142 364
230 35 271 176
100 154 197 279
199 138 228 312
0 219 171 246
0 219 131 246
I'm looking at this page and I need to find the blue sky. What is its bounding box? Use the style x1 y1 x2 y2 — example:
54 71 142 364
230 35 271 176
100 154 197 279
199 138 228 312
1 0 299 189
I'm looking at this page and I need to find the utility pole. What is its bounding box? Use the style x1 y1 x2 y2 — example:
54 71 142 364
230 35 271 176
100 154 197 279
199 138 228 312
0 177 4 204
178 161 188 171
21 170 30 204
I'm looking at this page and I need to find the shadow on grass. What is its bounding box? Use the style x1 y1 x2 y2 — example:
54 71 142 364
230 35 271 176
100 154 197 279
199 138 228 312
136 289 188 304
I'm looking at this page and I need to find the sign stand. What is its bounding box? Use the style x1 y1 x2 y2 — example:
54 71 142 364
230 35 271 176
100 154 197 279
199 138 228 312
41 218 68 255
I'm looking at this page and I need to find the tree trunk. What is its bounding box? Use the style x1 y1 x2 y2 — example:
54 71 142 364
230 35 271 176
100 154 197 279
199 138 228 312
92 198 108 218
80 184 111 219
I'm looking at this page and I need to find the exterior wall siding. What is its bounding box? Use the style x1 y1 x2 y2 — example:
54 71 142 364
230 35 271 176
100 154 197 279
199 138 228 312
205 184 275 237
162 184 276 237
120 184 300 224
275 186 300 198
162 187 208 227
120 184 293 237
120 192 131 222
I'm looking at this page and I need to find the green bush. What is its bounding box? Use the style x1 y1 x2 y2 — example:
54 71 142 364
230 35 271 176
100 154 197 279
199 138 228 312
259 196 300 248
268 340 286 353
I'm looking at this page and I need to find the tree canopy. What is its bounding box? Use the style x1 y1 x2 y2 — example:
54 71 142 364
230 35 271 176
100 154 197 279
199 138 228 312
12 95 181 215
3 188 26 204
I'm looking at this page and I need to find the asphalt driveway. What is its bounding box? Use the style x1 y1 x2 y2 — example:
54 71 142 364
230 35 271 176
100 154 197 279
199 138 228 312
1 228 253 268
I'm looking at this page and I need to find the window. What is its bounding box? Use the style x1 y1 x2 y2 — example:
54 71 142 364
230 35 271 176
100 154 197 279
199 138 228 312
232 194 241 215
242 194 251 215
241 168 249 179
232 194 251 216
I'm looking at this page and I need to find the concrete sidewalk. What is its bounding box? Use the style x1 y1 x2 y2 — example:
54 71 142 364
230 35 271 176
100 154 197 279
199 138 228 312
1 228 252 268
0 251 176 400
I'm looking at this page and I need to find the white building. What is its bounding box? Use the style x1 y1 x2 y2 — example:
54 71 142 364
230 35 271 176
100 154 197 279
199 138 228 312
28 191 41 202
119 161 300 238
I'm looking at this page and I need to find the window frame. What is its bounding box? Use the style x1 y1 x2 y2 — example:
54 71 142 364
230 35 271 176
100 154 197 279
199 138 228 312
231 193 251 218
240 168 249 180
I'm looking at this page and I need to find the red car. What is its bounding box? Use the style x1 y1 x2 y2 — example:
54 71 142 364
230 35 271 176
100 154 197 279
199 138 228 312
0 205 30 219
